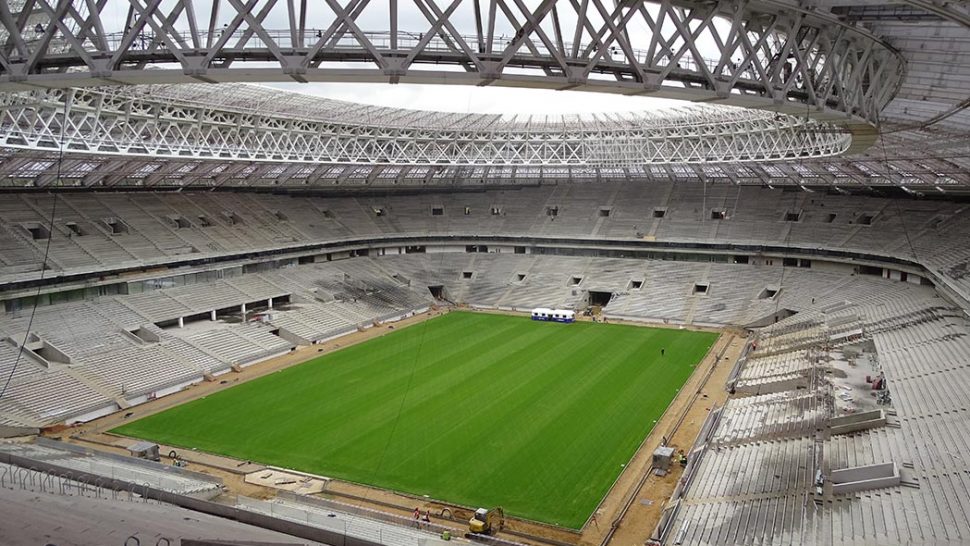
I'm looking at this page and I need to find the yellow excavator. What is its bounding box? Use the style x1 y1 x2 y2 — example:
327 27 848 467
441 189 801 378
468 507 504 535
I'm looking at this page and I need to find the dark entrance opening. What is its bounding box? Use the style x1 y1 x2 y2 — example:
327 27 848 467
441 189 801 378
428 285 445 299
103 218 129 234
588 291 613 306
24 224 50 240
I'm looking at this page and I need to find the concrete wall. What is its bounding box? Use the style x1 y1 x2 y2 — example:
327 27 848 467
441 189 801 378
829 409 886 435
830 462 899 495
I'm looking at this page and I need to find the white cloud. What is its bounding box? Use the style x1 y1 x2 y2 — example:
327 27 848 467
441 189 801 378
264 82 683 117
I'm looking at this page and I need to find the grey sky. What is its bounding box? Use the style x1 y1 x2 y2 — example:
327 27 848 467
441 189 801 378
265 83 681 116
106 1 728 115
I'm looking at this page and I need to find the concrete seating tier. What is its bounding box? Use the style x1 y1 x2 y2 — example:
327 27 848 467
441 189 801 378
661 264 970 545
0 370 108 426
713 391 826 444
79 345 202 398
689 437 816 500
0 338 46 384
1 185 968 302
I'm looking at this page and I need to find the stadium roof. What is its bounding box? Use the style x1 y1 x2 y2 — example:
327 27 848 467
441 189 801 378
0 0 965 191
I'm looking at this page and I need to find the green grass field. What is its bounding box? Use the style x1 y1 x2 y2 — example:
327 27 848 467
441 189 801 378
113 311 717 528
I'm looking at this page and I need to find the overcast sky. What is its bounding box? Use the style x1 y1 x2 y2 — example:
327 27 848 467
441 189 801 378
264 82 681 116
99 1 727 116
238 0 716 116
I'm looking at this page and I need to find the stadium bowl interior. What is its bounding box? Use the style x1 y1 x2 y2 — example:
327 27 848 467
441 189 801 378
1 1 970 545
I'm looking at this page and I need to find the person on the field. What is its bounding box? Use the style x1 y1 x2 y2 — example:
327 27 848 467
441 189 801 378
661 347 665 357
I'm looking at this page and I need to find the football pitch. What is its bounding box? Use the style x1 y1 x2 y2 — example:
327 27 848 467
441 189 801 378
113 311 718 528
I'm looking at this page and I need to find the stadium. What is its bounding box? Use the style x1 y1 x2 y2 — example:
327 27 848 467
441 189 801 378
0 1 968 545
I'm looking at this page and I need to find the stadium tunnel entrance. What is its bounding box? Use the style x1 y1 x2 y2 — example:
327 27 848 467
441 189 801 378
428 285 448 301
588 291 613 307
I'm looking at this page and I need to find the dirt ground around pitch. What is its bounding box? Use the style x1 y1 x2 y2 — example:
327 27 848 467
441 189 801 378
56 307 745 546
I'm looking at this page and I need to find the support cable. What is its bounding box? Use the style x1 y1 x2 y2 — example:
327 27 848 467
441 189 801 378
877 109 921 264
0 98 69 401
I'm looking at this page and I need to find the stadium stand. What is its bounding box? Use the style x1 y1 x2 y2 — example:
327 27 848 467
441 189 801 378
0 196 957 430
652 274 970 545
0 1 968 544
0 188 964 305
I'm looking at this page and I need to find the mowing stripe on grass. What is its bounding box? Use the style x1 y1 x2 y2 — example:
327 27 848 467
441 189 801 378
113 312 717 528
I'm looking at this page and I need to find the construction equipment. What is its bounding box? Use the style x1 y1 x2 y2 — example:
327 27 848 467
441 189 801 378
468 507 504 535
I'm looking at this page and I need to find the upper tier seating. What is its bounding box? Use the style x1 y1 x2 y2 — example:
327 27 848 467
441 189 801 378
1 185 967 301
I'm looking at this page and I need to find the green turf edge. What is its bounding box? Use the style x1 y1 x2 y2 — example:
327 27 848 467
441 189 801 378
111 311 718 528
